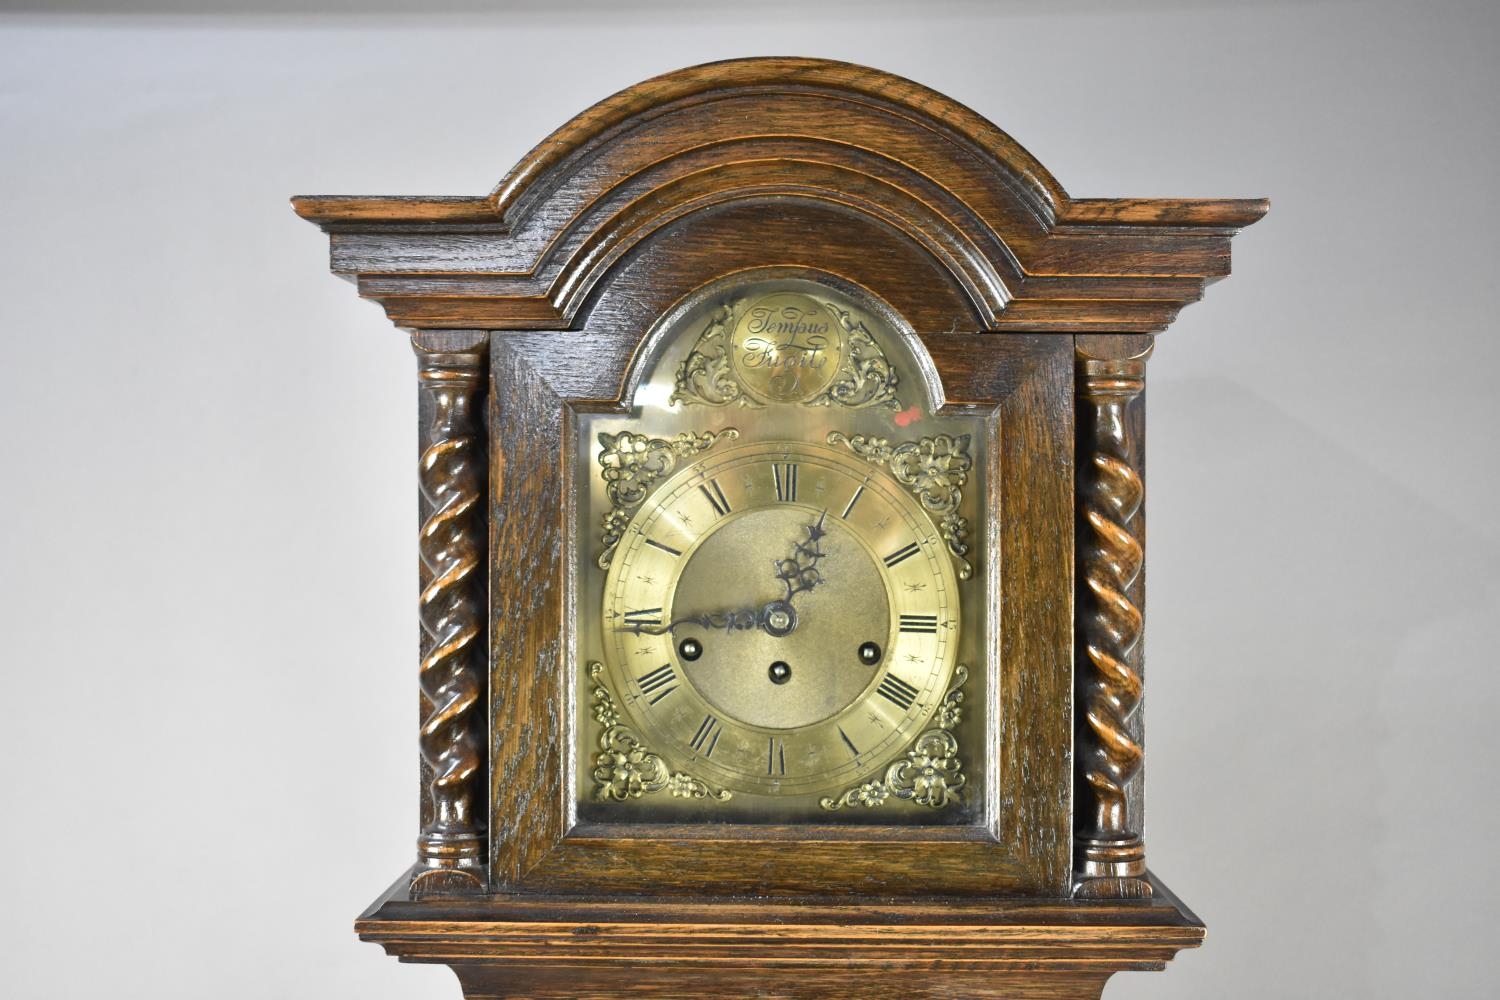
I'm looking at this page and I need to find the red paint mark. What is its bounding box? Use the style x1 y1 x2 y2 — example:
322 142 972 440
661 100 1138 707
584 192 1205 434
894 405 922 428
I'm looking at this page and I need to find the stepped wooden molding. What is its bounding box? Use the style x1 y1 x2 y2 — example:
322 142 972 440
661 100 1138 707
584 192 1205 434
293 58 1265 334
357 871 1205 1000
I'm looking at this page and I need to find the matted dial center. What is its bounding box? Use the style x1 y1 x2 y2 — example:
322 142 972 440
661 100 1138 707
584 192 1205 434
672 507 889 730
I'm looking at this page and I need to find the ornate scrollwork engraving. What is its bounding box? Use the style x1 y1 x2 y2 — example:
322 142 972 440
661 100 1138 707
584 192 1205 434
596 428 738 568
670 295 901 410
815 303 900 410
669 301 754 407
588 663 732 802
826 431 974 579
820 665 968 811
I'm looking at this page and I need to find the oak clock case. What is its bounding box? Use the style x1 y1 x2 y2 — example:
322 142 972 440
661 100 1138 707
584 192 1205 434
577 280 986 824
293 55 1265 1000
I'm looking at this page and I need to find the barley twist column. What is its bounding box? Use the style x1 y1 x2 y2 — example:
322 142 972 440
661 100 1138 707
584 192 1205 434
1074 339 1153 900
411 332 488 894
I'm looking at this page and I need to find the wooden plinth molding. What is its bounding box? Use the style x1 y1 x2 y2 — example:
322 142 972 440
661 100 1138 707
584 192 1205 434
412 332 490 894
356 871 1204 1000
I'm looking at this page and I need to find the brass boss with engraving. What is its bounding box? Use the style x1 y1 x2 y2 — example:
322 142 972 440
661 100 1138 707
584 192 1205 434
729 292 846 404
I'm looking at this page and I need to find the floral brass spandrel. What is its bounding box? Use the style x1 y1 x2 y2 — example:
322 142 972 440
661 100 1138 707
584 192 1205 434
826 431 974 580
670 297 901 410
596 428 738 569
820 665 969 811
588 663 732 802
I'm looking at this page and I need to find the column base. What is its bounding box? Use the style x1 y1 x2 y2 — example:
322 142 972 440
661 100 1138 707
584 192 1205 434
1074 834 1151 898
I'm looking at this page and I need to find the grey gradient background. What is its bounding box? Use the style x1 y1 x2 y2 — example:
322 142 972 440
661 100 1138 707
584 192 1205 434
2 1 1496 997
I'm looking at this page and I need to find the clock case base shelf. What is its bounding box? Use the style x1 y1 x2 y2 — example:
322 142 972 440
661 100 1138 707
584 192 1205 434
357 869 1203 999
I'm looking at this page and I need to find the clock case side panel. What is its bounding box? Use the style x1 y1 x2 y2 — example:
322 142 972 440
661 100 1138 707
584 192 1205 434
485 200 1075 896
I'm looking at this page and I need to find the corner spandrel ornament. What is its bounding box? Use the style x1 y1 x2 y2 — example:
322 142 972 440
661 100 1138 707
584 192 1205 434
821 665 969 811
588 663 732 802
826 431 974 580
596 428 739 569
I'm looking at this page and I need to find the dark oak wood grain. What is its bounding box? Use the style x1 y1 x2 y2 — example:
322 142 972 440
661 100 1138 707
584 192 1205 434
358 868 1203 999
295 56 1263 997
483 283 1073 900
293 58 1265 334
411 332 490 895
1072 335 1154 899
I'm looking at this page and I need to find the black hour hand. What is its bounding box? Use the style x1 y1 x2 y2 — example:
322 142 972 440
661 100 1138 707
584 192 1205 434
775 511 829 604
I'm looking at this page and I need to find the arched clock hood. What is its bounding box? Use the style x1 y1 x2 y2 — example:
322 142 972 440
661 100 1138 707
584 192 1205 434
294 56 1264 334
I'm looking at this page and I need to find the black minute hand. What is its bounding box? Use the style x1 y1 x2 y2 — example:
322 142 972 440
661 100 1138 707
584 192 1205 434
614 607 766 636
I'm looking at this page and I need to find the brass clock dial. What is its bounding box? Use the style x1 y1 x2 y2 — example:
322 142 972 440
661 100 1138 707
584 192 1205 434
600 440 960 797
576 278 983 823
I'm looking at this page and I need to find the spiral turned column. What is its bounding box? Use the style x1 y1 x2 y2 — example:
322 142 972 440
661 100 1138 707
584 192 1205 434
411 334 488 895
1074 344 1152 900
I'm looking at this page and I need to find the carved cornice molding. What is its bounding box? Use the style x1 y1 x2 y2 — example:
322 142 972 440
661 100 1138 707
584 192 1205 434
293 59 1266 334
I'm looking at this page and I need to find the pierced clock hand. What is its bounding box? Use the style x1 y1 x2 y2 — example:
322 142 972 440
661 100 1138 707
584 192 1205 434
774 510 829 606
617 607 767 636
613 513 831 640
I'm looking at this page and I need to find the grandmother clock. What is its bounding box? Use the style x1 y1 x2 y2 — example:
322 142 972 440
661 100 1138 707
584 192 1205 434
295 58 1264 999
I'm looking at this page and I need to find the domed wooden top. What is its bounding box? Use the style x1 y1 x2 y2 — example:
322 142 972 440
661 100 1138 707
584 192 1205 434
294 57 1265 332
